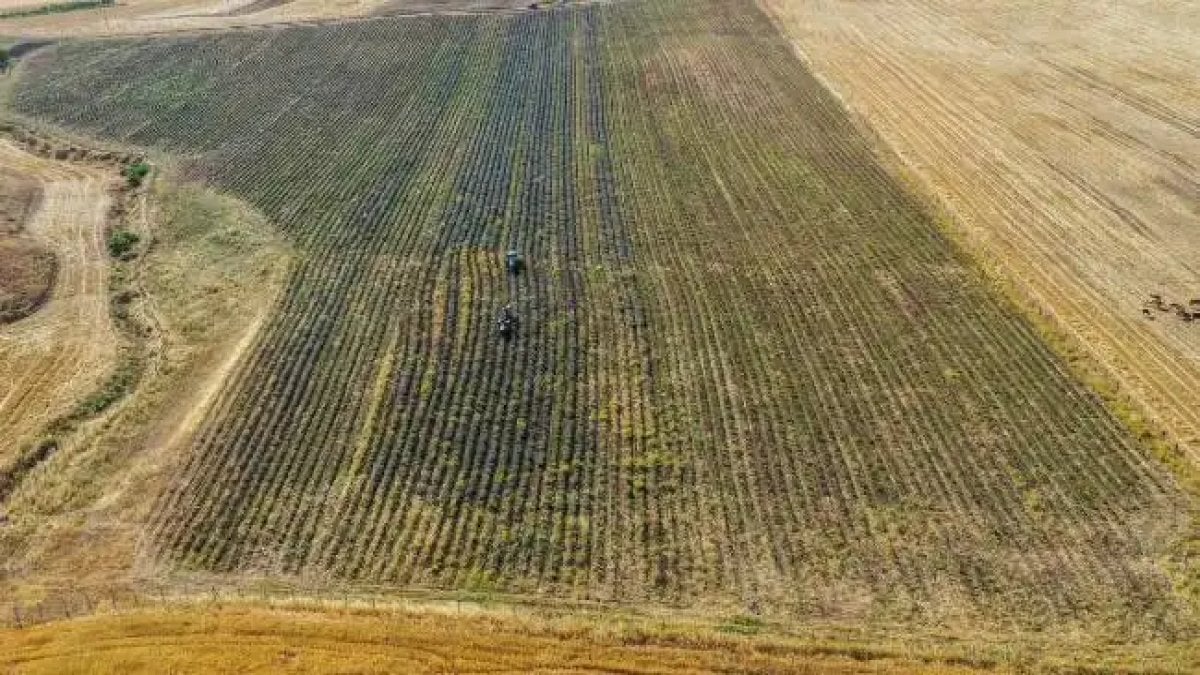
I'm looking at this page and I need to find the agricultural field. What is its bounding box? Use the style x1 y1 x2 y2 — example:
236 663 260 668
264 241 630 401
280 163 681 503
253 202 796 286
0 0 400 37
0 155 290 592
0 605 1005 675
0 140 118 473
763 0 1200 462
6 0 1195 643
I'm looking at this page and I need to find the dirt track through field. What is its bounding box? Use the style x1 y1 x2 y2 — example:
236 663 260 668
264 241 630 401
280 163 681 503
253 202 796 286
761 0 1200 461
0 140 116 468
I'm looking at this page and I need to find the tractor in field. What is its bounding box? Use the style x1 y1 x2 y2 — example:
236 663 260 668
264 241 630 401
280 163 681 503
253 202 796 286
506 250 523 275
497 304 518 339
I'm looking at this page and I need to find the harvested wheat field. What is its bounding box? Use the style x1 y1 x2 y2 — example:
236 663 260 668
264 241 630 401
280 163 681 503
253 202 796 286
0 140 117 471
763 0 1200 461
0 605 1005 675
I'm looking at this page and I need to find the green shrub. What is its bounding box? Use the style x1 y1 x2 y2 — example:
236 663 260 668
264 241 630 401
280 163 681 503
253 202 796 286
108 230 140 258
124 162 151 187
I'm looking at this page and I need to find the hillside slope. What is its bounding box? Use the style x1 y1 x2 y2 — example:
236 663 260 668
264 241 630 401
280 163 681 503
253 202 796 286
6 0 1194 635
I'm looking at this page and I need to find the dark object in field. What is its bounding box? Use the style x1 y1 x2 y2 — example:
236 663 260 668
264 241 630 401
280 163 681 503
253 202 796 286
5 42 54 61
528 2 539 9
505 249 523 275
1143 292 1199 323
496 304 517 339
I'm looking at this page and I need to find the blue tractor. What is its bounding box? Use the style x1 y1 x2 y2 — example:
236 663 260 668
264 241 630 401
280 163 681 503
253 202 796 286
505 250 523 275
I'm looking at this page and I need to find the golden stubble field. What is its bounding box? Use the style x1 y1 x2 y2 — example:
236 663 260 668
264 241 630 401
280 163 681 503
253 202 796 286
0 604 1105 674
0 140 117 470
762 0 1200 461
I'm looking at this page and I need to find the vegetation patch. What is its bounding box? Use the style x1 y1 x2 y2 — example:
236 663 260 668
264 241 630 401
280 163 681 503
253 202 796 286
106 230 139 259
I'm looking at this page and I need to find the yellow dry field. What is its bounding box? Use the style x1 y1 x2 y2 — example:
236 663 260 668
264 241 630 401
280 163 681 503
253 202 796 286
0 0 394 37
0 140 116 469
0 1 45 13
761 0 1200 461
0 606 993 674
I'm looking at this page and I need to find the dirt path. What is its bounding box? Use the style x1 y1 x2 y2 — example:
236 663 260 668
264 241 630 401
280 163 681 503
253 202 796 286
1 0 392 36
762 0 1200 461
0 140 116 468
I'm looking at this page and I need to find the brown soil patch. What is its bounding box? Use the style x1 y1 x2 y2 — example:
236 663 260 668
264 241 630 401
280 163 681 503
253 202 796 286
0 168 38 234
0 238 57 324
0 167 56 324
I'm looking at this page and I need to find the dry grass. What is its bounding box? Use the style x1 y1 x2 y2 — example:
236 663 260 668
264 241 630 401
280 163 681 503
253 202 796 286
0 140 116 469
0 0 396 37
0 604 1043 674
0 168 290 593
760 0 1200 463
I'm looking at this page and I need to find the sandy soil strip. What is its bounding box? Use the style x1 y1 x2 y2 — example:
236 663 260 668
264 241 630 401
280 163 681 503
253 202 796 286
0 0 394 36
0 140 116 467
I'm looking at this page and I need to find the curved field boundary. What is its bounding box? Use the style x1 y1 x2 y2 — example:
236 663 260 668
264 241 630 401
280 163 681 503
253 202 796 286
0 139 117 471
760 0 1200 465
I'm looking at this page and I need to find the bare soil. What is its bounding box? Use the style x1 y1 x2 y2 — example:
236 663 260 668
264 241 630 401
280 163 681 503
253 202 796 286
222 0 290 16
0 238 56 324
0 168 56 324
0 168 37 234
0 0 395 36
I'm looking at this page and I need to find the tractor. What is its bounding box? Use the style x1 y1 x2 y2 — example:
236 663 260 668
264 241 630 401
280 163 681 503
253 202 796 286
506 250 523 275
497 305 518 339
